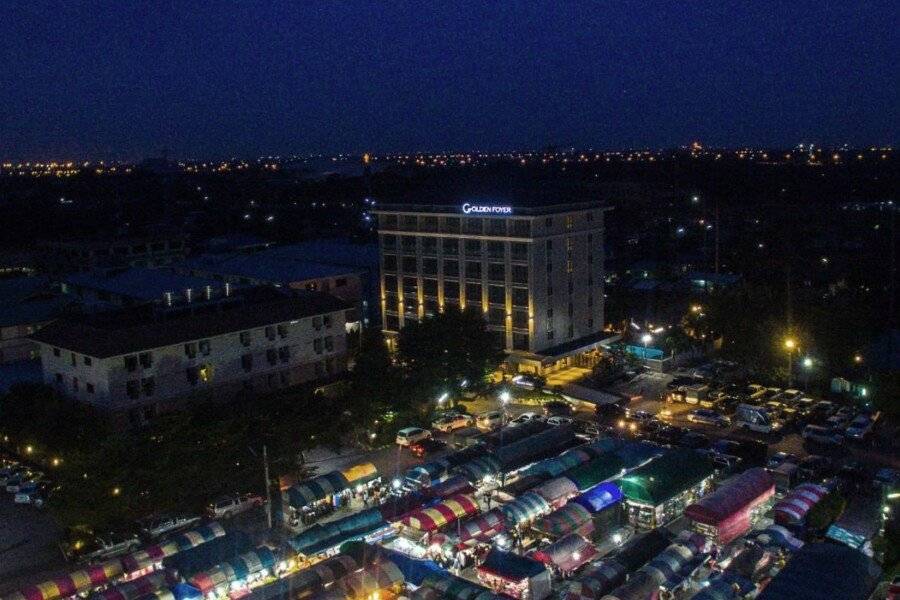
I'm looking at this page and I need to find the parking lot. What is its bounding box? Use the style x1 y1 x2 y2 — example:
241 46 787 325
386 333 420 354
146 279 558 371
0 489 65 594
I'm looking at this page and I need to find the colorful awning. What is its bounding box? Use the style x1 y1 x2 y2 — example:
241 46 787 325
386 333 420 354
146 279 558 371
532 502 594 538
563 455 626 492
426 475 474 499
531 476 579 509
89 571 175 600
288 508 386 556
287 471 350 507
336 560 405 597
562 560 628 600
247 554 358 600
773 483 828 525
457 509 507 545
685 468 774 526
531 533 598 573
5 560 124 600
119 523 225 573
402 494 479 532
189 546 277 594
499 491 551 527
341 463 379 486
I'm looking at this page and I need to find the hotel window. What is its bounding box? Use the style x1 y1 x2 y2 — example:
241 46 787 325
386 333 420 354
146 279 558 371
487 241 504 260
487 219 506 236
511 265 528 284
242 353 254 371
402 277 418 297
422 237 438 255
444 281 460 300
465 283 482 303
383 255 397 272
464 239 482 257
420 216 438 232
381 235 397 251
185 342 197 358
384 275 398 292
509 220 530 237
463 218 482 235
278 346 290 363
385 315 400 331
422 258 437 276
488 285 505 305
139 352 153 368
423 279 438 296
512 333 529 351
442 238 459 255
401 236 417 253
265 326 276 341
200 339 211 355
443 259 459 277
402 257 417 272
488 307 505 326
512 288 528 307
511 242 528 261
424 298 439 316
488 263 505 282
240 331 252 347
466 261 482 279
277 324 288 338
441 217 460 233
380 214 397 229
401 215 418 230
512 310 528 329
325 336 334 351
266 349 278 365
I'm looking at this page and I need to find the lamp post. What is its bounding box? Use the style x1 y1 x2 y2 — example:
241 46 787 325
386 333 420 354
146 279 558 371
802 356 814 391
784 338 796 387
641 333 653 360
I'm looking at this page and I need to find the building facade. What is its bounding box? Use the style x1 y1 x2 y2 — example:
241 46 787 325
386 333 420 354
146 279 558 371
31 289 351 425
374 200 610 373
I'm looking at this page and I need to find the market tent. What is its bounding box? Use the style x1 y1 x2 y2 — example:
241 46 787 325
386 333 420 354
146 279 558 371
347 545 445 586
189 546 277 594
756 543 881 600
335 560 405 598
495 473 550 502
246 554 358 600
89 571 176 600
602 570 661 600
573 482 624 514
401 494 479 532
685 468 774 544
531 533 598 573
617 449 715 506
289 508 385 556
613 441 665 469
4 560 124 600
286 471 350 508
414 572 502 599
119 522 226 574
455 455 502 484
643 542 697 585
773 483 828 526
532 502 594 538
480 420 548 448
477 549 548 583
532 476 579 509
405 461 449 487
378 491 428 522
341 462 379 486
163 531 253 580
561 560 627 600
499 491 551 526
495 424 576 472
426 475 474 499
525 445 601 479
751 525 804 552
456 509 507 546
563 455 626 492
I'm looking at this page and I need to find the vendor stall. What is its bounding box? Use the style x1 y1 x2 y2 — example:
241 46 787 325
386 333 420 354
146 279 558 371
289 508 388 558
341 462 380 490
617 450 716 529
685 468 774 544
455 455 502 486
189 546 278 597
756 543 881 600
531 533 598 576
532 502 595 540
425 475 474 499
499 491 552 528
532 476 580 509
562 455 626 492
89 571 177 600
120 523 226 575
772 483 828 526
494 424 577 474
405 461 450 488
401 494 479 533
333 559 405 600
751 525 804 553
245 554 358 600
4 560 124 600
456 508 507 546
412 572 502 600
476 549 552 600
286 470 351 525
163 532 253 581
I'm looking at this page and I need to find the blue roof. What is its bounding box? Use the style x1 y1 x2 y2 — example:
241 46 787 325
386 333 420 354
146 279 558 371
185 252 354 285
573 481 624 513
479 549 546 580
64 268 221 302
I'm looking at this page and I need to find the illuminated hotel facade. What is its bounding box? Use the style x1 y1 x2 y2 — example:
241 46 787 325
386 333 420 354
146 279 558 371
374 199 611 373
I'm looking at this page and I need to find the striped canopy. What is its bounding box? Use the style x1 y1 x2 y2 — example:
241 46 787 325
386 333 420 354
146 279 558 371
562 560 627 600
189 546 277 594
402 494 479 532
120 523 225 573
532 502 594 538
287 471 350 508
89 571 175 600
531 533 598 572
5 560 123 600
248 554 358 599
532 476 579 509
499 491 551 526
336 560 405 597
773 483 828 525
455 455 502 484
457 509 507 545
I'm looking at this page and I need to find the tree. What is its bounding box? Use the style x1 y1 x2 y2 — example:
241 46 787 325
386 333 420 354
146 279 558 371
347 328 405 419
397 306 504 408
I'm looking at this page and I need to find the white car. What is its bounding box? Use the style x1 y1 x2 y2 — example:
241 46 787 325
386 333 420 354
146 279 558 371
546 416 573 427
206 492 264 519
431 414 474 432
396 427 432 446
509 412 544 426
475 411 505 431
139 514 202 539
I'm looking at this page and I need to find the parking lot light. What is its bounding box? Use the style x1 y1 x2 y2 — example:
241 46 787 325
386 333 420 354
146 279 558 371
802 357 814 369
499 390 511 405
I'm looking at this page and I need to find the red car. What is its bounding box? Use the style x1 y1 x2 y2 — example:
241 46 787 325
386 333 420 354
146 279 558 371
409 438 447 458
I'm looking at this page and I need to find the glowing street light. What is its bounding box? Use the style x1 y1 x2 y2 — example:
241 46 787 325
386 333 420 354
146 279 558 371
784 338 797 387
641 333 653 347
499 390 511 405
437 392 449 406
784 338 796 351
802 357 814 369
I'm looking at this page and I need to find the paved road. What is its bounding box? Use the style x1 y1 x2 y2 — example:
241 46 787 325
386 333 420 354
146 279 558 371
0 492 65 594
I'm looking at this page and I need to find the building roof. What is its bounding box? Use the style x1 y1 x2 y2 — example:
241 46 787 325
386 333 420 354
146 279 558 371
30 288 349 357
184 251 356 285
64 268 222 303
0 276 72 327
756 543 880 600
617 449 716 506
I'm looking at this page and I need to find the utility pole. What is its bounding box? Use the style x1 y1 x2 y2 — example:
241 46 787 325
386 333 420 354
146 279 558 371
263 445 272 529
714 200 721 275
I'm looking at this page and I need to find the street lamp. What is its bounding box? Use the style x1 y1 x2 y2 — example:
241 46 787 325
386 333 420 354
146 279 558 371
499 390 511 405
437 392 449 408
802 356 813 369
641 333 653 346
784 338 797 387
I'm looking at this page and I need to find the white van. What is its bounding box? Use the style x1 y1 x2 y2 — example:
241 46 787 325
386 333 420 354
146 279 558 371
395 427 432 447
734 403 780 433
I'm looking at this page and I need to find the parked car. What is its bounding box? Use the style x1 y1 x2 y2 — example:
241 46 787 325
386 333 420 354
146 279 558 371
409 438 447 458
766 452 799 470
574 420 600 437
431 413 474 432
546 416 574 427
206 492 264 519
395 427 432 446
625 409 654 423
475 411 506 431
687 409 731 428
652 425 686 446
542 401 573 417
0 465 27 486
509 412 544 426
66 527 141 562
16 481 57 508
798 455 832 482
802 424 842 445
679 432 711 449
844 415 873 441
138 514 202 539
6 470 40 493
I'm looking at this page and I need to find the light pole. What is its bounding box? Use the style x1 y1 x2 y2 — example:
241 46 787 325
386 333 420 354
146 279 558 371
641 333 653 360
802 356 814 392
784 338 796 387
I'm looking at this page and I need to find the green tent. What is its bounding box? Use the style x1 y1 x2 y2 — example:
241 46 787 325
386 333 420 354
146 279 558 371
617 449 715 506
564 455 627 491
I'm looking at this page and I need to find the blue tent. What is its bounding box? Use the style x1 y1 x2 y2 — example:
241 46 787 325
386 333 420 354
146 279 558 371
163 531 252 579
573 481 623 513
287 471 349 508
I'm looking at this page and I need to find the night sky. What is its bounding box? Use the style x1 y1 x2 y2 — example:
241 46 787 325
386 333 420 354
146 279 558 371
1 1 897 160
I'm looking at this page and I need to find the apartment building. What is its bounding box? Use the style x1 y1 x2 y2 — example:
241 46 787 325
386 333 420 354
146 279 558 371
374 190 612 374
31 288 351 425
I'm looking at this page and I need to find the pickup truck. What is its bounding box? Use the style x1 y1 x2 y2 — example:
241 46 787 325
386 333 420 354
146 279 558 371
207 492 264 519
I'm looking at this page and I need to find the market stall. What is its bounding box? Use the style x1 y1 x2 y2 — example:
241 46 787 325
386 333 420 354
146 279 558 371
572 482 623 515
530 533 598 576
119 523 226 575
454 455 502 486
189 546 278 597
617 449 716 529
476 549 552 600
333 559 406 600
425 475 474 499
289 508 388 558
772 483 829 526
455 508 507 546
524 444 602 479
499 491 552 528
245 554 358 600
286 470 351 525
531 476 579 509
162 532 253 581
341 462 380 490
756 543 881 600
494 474 550 503
411 572 502 599
751 525 804 553
494 424 577 474
3 560 124 600
685 467 774 544
532 502 595 539
89 571 177 600
405 461 450 488
401 494 480 533
562 455 626 492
